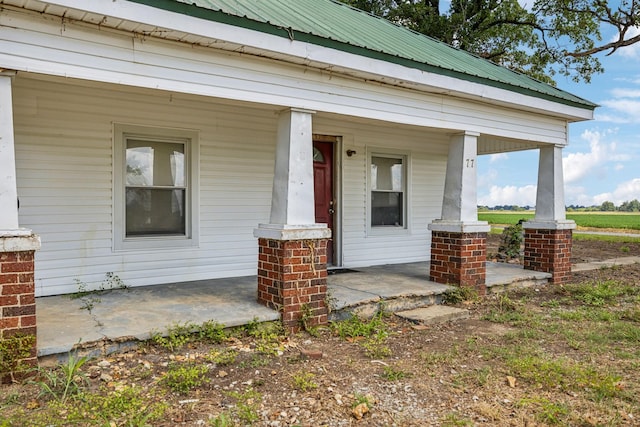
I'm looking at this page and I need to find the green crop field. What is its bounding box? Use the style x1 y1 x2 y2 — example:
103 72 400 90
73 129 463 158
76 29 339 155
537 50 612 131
478 212 640 231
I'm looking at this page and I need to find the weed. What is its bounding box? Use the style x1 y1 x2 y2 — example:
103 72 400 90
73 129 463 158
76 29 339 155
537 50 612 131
481 293 541 326
151 322 194 351
206 348 238 366
70 272 128 312
505 354 623 400
87 385 167 425
324 289 339 314
362 330 391 359
421 346 459 366
472 366 492 386
300 303 319 336
244 320 283 340
225 388 261 424
381 365 411 381
442 285 479 305
291 372 318 391
209 412 233 426
519 397 569 425
620 245 631 253
198 320 228 344
352 392 374 409
242 320 285 356
161 363 209 394
42 385 167 426
441 412 473 426
331 312 387 340
563 280 637 306
540 298 561 308
621 307 640 322
0 333 35 380
35 352 88 403
0 392 21 408
497 220 524 260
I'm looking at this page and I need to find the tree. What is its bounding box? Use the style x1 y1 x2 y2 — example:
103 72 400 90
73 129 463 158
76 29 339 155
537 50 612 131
619 199 640 212
340 0 640 84
600 200 616 211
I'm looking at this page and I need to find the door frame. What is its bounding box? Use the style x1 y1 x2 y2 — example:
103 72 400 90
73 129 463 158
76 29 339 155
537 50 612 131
313 134 342 267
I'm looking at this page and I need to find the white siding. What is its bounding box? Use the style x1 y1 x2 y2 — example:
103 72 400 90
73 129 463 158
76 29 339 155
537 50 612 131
14 75 277 296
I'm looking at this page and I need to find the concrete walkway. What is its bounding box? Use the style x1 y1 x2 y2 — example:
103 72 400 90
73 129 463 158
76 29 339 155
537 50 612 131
37 258 635 359
35 262 548 359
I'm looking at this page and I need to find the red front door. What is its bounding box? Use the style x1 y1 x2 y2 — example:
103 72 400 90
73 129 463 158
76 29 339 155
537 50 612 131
313 140 334 265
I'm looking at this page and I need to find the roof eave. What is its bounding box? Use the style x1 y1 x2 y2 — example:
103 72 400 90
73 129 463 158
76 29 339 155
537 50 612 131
30 0 596 121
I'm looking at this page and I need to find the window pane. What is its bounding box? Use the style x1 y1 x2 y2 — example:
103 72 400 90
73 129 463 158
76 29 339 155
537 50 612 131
313 147 325 163
126 188 186 236
371 191 403 226
126 139 185 187
371 156 402 191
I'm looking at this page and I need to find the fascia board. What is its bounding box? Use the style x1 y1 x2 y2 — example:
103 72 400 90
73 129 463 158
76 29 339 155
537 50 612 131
33 0 594 121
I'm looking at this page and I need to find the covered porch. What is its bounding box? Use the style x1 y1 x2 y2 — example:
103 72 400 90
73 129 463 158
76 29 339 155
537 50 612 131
37 261 550 359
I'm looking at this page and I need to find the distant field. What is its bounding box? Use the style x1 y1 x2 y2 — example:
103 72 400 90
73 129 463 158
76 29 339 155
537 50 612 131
478 212 640 231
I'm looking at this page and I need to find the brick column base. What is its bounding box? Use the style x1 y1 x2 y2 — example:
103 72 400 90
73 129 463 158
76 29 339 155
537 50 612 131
524 228 572 284
257 238 328 333
1 248 37 383
430 231 487 294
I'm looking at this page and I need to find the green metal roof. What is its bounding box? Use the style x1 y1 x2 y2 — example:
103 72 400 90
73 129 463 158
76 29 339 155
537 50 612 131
130 0 596 110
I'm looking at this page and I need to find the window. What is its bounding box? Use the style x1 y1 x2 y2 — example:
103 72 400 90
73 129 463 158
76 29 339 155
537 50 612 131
114 124 199 250
370 153 407 228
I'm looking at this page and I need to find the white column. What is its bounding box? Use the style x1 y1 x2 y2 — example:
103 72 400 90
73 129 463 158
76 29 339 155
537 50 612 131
524 145 575 230
429 131 489 233
0 71 24 235
255 108 330 240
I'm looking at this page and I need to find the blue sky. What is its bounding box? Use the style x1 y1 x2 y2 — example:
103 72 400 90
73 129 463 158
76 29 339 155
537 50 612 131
477 20 640 208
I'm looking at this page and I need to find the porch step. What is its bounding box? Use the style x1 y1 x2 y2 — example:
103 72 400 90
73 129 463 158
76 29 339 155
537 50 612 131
395 305 470 325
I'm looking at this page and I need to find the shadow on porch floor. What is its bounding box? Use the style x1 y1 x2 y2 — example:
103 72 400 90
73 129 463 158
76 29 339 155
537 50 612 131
36 262 550 359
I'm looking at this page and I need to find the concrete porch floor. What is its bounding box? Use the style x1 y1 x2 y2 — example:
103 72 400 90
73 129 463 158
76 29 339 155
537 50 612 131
37 262 551 358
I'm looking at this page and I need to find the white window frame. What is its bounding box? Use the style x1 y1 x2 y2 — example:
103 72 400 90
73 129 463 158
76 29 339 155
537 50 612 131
366 149 410 235
113 123 200 251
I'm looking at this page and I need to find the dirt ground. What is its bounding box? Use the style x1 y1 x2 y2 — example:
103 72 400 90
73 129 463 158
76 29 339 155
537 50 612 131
486 233 640 264
1 236 639 426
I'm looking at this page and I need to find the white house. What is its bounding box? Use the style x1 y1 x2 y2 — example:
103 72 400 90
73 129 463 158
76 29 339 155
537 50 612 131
0 0 594 349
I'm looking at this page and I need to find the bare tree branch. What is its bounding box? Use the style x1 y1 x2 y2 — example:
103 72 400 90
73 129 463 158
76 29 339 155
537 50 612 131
569 33 640 57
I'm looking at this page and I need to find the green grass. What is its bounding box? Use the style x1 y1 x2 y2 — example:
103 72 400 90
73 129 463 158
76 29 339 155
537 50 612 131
478 212 640 230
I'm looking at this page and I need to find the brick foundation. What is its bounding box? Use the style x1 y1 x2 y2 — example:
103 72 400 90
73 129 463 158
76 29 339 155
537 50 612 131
430 231 487 294
1 250 37 383
257 238 328 333
524 228 572 284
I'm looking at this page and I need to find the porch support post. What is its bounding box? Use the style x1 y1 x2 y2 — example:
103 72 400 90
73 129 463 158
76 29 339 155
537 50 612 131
523 145 575 284
428 131 490 293
0 71 41 383
254 108 331 333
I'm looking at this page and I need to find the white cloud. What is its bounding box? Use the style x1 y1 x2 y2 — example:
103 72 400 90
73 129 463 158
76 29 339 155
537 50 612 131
478 184 537 206
610 88 640 98
591 178 640 205
616 26 640 60
489 153 508 163
563 128 629 183
598 99 640 123
477 168 499 190
564 185 595 206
